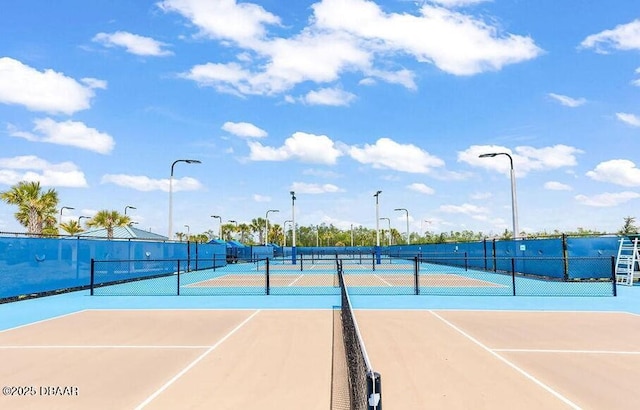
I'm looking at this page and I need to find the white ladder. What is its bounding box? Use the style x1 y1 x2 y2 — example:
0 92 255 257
615 237 640 286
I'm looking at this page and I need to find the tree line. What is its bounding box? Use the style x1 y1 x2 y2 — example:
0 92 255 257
2 181 639 244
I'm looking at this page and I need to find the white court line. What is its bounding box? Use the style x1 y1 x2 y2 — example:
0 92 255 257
287 274 305 287
429 310 581 410
134 309 261 410
0 310 88 334
374 274 393 287
494 348 640 355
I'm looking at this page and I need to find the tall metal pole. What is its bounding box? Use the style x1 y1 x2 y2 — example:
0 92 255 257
169 159 201 240
374 191 382 264
212 215 222 239
479 152 519 239
394 208 409 244
380 217 391 246
290 191 297 264
265 209 279 246
350 224 354 247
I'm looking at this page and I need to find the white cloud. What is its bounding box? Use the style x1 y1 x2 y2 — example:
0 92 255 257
407 182 435 194
439 203 489 215
586 159 640 187
301 87 356 106
580 19 640 54
0 155 87 187
168 0 542 97
222 121 267 138
616 112 640 127
248 131 343 164
158 0 281 46
575 192 640 207
312 0 542 76
9 118 115 154
290 182 344 194
253 194 271 202
459 144 583 177
92 31 173 56
548 93 586 107
0 57 101 115
349 138 444 173
101 174 202 192
544 181 572 191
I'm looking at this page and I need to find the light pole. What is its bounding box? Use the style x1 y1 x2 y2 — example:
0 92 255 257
283 220 292 247
421 220 431 236
78 216 89 226
350 224 354 247
479 152 519 239
265 209 279 245
168 159 201 240
212 215 222 240
124 205 136 215
394 208 409 245
380 217 391 246
184 224 190 241
374 190 382 263
59 206 74 225
228 220 238 241
290 191 297 264
315 226 319 247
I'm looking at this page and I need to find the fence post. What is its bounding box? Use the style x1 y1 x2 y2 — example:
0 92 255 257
177 259 181 296
90 258 95 296
266 258 270 295
414 256 419 295
464 251 468 271
562 234 569 281
511 258 516 296
611 256 617 297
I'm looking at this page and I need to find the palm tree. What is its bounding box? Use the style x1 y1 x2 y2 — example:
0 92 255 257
60 220 84 235
250 218 266 244
237 223 251 244
86 210 131 239
0 181 59 235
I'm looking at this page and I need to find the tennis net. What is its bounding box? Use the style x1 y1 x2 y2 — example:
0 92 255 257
337 259 382 410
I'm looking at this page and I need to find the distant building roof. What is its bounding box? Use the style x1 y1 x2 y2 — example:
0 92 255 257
208 239 227 245
79 226 168 240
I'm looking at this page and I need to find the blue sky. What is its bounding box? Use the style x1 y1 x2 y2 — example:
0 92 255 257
1 0 640 239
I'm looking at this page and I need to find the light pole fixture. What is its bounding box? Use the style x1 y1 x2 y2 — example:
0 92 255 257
78 216 89 225
479 152 519 239
59 206 74 225
290 191 297 264
184 224 190 241
394 208 410 245
168 159 201 240
380 217 391 246
211 215 222 239
265 209 279 245
283 220 293 247
124 205 136 215
373 190 382 263
129 221 139 227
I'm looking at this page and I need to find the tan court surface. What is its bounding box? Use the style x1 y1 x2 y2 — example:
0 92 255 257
356 310 640 409
1 309 639 409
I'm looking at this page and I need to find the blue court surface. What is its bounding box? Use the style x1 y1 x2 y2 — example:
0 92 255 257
1 283 639 332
